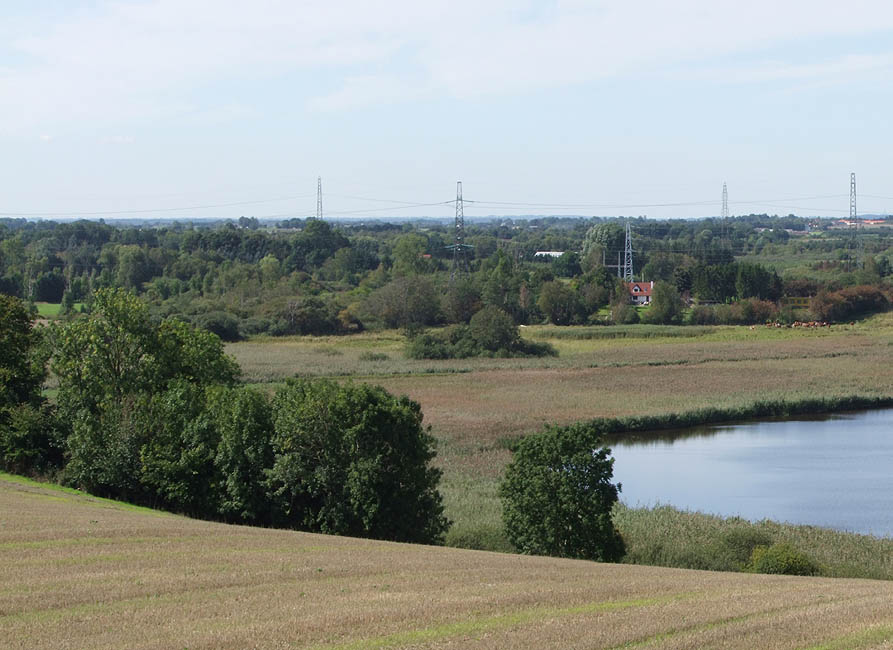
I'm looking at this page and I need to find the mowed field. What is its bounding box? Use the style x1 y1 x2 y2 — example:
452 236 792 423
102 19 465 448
226 314 893 541
4 474 893 650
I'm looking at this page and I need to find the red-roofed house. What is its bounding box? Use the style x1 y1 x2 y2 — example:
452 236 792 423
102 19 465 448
627 281 654 305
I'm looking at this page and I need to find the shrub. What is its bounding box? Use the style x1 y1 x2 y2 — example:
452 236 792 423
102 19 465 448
469 306 519 351
266 379 449 544
444 522 514 553
238 317 272 336
406 310 556 360
0 403 64 476
500 423 625 562
810 285 889 322
358 351 389 361
642 281 686 325
748 542 819 576
195 311 242 341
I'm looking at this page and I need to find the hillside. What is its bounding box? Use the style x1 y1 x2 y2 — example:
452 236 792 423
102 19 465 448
3 473 892 650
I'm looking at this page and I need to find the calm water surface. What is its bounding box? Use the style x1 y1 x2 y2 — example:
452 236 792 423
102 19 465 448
611 409 893 537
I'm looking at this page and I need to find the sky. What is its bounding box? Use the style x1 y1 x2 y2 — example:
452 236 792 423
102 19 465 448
2 0 893 221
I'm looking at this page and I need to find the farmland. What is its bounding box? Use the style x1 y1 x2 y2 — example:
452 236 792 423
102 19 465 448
4 472 893 650
226 313 893 548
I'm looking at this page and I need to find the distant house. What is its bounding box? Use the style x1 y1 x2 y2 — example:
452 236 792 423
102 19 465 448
627 281 654 305
534 251 565 259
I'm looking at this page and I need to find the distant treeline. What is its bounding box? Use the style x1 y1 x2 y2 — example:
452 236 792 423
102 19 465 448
0 214 890 336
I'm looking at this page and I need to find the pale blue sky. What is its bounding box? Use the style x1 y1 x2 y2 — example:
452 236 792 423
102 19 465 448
2 1 892 220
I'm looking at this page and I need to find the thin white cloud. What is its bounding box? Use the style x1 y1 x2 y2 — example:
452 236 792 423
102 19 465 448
1 0 892 130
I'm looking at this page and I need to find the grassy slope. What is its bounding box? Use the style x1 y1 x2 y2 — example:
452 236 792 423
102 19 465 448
3 474 893 650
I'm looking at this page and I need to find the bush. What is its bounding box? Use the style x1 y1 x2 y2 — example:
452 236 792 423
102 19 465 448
0 403 63 476
810 285 889 322
642 281 686 325
748 542 819 576
406 309 556 360
444 522 514 553
469 306 519 351
266 379 449 544
238 317 272 336
500 423 625 562
195 311 242 341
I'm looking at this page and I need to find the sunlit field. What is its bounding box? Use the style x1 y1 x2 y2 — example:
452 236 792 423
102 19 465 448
4 473 893 650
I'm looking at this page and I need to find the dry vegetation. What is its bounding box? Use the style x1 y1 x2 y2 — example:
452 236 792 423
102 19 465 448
3 473 893 650
226 316 893 548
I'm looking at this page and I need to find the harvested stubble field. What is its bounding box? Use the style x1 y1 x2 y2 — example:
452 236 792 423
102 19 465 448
4 474 893 650
227 314 893 544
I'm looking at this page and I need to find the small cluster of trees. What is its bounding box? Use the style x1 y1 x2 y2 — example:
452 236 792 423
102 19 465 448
0 290 448 544
407 306 556 359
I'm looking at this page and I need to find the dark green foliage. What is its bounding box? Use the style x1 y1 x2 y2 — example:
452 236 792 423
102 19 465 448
194 311 241 342
692 263 738 302
468 306 519 351
442 276 482 323
51 289 240 416
748 542 819 576
64 397 148 501
0 295 58 476
53 289 239 500
363 276 441 329
500 423 625 562
210 386 275 524
273 296 341 335
38 289 449 542
266 380 449 543
642 281 686 325
136 381 220 516
406 308 557 359
537 280 583 325
0 294 46 410
736 262 782 301
687 298 779 325
0 403 63 476
610 294 640 325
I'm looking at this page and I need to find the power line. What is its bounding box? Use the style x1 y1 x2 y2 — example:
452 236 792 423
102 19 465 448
0 194 318 217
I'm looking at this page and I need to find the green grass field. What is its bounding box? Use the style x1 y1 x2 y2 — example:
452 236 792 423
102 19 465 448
33 302 84 319
4 473 893 650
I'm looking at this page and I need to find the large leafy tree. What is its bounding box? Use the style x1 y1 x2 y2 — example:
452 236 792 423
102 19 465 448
501 423 625 562
0 294 45 410
642 281 687 325
266 379 449 544
0 294 60 475
51 288 239 416
52 288 240 496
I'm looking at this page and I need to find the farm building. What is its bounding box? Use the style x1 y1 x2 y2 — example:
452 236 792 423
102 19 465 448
627 281 654 305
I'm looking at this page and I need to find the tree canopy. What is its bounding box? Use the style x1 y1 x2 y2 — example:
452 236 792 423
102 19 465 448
501 423 625 562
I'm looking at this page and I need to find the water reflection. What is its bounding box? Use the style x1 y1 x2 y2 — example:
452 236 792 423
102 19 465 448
610 409 893 537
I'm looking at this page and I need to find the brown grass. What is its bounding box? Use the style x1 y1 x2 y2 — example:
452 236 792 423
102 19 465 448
228 317 893 546
3 474 893 650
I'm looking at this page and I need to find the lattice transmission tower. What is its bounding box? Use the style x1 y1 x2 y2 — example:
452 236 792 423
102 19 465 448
850 172 863 268
721 182 729 247
316 176 323 219
622 221 634 282
447 181 473 280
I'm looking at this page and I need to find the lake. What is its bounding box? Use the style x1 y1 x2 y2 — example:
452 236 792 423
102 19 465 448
610 409 893 537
